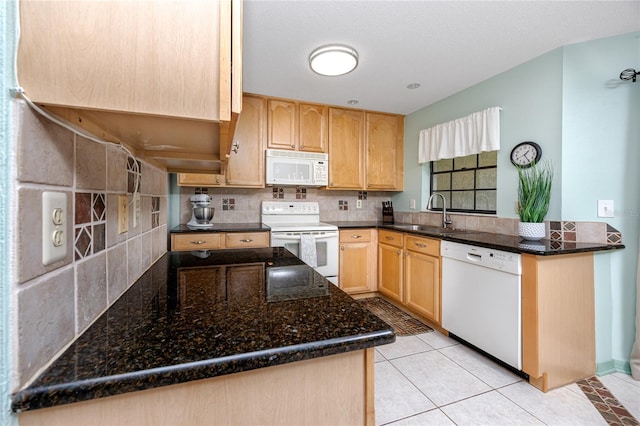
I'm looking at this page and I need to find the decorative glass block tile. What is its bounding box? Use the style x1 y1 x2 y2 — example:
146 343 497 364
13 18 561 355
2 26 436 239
152 196 160 213
75 192 92 225
563 231 576 241
195 187 209 195
562 221 576 232
92 193 106 222
550 230 562 241
550 221 561 231
93 224 105 253
152 212 159 228
339 200 348 211
550 241 563 250
607 232 622 244
75 226 92 260
296 187 307 200
357 191 367 200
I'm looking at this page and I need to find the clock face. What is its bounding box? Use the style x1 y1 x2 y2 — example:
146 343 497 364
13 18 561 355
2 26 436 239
510 142 542 168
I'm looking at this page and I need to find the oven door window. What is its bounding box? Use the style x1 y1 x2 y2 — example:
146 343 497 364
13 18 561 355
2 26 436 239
282 240 328 267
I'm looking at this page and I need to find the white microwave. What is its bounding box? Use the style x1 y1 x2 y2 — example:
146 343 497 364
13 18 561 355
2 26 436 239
265 149 329 186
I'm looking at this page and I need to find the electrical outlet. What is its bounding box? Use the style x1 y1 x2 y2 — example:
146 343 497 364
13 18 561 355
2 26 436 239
410 199 416 209
118 195 129 234
356 199 362 209
597 200 614 218
132 192 141 228
42 191 67 265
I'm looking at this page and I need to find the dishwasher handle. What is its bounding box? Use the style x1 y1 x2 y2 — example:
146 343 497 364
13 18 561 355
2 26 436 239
466 252 482 262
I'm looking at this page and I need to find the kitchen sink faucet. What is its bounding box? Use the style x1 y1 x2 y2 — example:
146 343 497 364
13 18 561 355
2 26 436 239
427 193 453 229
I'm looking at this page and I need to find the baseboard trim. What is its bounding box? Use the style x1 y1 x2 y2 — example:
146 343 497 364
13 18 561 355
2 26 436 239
596 359 631 376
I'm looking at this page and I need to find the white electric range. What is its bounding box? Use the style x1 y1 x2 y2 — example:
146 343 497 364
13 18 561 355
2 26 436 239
261 201 338 283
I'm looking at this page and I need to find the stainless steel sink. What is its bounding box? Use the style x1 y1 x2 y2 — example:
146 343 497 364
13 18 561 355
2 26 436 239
390 224 469 234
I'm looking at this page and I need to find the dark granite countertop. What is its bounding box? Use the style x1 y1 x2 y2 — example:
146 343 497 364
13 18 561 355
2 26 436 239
171 223 270 233
12 248 394 412
328 221 624 256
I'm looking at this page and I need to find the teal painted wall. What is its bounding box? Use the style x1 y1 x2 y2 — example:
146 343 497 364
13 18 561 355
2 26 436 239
397 31 640 371
561 32 640 370
1 1 17 424
396 48 564 219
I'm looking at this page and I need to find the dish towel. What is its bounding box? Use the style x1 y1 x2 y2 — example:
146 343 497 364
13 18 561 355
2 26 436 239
299 234 318 268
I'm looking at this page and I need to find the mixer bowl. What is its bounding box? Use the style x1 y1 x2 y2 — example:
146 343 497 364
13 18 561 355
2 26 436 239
193 207 214 223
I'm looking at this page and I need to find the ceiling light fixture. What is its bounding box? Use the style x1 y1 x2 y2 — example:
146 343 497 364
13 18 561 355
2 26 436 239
309 44 358 76
407 83 421 89
347 99 359 105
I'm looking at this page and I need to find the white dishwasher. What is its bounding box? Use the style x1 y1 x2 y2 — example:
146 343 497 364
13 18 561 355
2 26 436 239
441 241 522 370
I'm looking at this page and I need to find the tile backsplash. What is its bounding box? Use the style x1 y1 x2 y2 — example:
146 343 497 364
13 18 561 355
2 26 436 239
178 185 394 224
12 100 168 390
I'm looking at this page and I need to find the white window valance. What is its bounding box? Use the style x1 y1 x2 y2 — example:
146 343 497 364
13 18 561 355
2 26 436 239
418 106 501 163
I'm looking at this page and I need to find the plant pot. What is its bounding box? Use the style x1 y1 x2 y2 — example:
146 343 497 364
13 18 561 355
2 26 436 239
518 222 545 241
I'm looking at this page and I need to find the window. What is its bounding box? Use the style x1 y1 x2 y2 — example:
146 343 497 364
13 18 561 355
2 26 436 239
430 151 497 214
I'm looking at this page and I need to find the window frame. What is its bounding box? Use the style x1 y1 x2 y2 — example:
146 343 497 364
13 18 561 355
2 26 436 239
429 152 497 214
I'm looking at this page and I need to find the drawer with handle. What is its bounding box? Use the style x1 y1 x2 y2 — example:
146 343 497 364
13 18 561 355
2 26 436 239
339 229 372 243
225 232 270 249
171 233 223 251
405 235 440 256
378 230 403 248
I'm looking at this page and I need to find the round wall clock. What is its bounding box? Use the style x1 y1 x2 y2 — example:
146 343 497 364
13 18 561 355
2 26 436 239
510 141 542 168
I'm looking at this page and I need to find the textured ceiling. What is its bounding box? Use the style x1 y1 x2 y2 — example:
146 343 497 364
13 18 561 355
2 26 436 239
243 0 640 115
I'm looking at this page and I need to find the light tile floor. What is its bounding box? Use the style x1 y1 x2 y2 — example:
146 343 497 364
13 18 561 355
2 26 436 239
375 331 640 425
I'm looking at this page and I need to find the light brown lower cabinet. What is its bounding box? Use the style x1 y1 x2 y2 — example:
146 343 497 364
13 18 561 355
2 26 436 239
170 231 269 251
377 230 404 302
378 230 441 326
19 349 376 426
522 252 596 392
339 229 378 294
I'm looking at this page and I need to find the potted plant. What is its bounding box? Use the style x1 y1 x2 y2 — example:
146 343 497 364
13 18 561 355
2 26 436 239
516 161 553 240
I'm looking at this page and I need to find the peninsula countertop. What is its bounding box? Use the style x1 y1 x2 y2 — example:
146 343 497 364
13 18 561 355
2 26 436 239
12 248 394 412
330 221 624 256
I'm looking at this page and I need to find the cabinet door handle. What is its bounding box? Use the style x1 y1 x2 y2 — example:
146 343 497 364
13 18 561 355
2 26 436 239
386 236 395 241
240 239 253 243
414 242 427 248
404 252 409 257
300 144 304 149
190 240 206 245
396 249 402 255
351 235 362 239
340 245 344 250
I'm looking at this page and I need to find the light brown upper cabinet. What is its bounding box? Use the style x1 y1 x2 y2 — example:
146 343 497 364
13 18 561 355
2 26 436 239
328 109 404 191
366 113 404 191
298 103 328 153
328 108 366 189
267 99 328 153
176 94 266 188
17 0 243 174
225 95 267 187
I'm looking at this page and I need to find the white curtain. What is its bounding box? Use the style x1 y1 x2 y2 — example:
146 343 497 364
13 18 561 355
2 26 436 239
631 232 640 380
418 106 501 163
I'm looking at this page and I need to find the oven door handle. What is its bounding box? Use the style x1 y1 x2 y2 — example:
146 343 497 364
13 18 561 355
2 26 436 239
272 233 337 240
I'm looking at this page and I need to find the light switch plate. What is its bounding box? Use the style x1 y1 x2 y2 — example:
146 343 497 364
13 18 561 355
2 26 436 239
118 195 129 234
132 192 141 228
42 191 67 265
597 200 614 218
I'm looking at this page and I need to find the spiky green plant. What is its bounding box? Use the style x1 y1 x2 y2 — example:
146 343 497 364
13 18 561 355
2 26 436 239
516 161 553 223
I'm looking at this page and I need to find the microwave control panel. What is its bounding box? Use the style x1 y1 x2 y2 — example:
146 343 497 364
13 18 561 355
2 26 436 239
314 161 328 183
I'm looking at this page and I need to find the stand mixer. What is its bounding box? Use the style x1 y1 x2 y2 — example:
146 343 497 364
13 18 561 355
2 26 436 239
187 194 215 228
